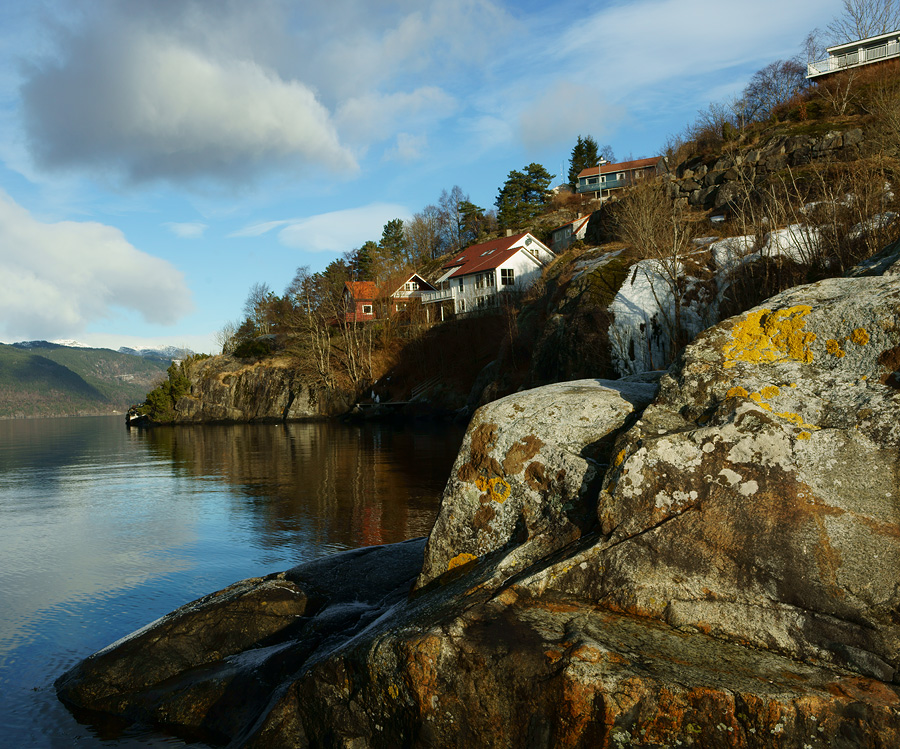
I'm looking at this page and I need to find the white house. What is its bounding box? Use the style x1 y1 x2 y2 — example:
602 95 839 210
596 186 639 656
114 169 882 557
420 233 555 320
807 28 900 79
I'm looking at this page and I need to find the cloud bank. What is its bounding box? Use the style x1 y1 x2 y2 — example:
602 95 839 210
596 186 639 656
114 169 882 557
0 190 192 340
234 203 412 254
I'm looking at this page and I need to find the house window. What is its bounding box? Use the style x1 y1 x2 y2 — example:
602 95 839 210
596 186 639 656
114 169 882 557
404 282 415 291
458 299 466 313
486 271 496 287
617 172 625 180
458 278 464 290
475 274 484 289
361 304 373 315
501 268 515 286
600 175 606 183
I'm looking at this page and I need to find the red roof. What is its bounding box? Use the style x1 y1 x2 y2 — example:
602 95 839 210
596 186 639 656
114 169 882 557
441 234 532 278
344 281 379 300
552 215 590 234
577 156 662 180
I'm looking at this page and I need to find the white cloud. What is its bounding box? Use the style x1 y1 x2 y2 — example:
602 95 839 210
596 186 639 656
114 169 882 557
21 18 356 184
165 222 208 239
519 81 624 149
336 87 457 145
383 133 428 163
0 190 192 340
275 203 413 253
228 219 292 239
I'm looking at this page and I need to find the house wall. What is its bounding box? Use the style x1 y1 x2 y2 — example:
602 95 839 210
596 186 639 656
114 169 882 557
452 254 543 313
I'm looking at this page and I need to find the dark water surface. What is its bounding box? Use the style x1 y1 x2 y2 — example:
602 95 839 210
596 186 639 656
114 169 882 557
0 415 464 747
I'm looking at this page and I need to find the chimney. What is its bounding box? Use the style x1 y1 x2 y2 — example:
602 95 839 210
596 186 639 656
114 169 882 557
506 229 513 237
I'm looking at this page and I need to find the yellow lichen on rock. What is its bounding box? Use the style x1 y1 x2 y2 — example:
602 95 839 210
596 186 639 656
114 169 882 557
723 306 816 369
777 411 820 431
614 449 627 467
488 477 511 503
726 386 749 398
797 431 812 440
825 339 846 358
850 328 870 346
760 385 780 399
447 553 477 571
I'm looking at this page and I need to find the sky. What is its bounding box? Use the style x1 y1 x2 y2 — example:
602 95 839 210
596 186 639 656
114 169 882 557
0 0 845 354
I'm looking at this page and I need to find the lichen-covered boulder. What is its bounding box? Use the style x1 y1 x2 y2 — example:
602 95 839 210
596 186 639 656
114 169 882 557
416 379 658 589
531 272 900 682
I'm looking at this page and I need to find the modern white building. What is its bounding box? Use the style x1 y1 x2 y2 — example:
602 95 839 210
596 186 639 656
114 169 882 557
420 233 554 320
807 29 900 79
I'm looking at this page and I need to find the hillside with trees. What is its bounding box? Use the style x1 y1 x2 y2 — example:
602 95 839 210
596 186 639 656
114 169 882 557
0 342 171 418
140 0 900 423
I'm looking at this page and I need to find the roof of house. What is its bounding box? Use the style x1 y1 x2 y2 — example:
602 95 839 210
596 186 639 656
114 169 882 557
391 272 436 292
344 281 379 300
440 233 539 279
552 215 590 235
577 156 663 180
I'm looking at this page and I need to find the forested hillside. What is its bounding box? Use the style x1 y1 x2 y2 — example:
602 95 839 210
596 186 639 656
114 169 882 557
0 343 169 418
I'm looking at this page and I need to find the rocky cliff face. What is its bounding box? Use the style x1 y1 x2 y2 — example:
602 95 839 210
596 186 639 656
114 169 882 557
669 128 865 212
57 244 900 747
170 356 352 422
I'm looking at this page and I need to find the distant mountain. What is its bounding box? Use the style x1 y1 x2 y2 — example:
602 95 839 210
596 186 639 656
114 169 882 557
117 345 194 362
0 342 170 418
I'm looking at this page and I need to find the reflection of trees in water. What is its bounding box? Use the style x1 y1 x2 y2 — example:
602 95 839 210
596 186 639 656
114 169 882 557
142 422 464 550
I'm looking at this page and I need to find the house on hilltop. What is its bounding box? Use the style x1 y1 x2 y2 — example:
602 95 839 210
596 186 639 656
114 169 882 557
342 273 437 322
550 214 590 253
420 232 554 320
576 156 666 200
807 29 900 79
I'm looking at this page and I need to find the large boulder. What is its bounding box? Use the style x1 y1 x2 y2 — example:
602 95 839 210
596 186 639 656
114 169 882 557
531 270 900 682
416 379 659 589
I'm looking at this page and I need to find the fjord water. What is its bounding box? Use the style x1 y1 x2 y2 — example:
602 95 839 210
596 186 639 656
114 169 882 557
0 415 464 747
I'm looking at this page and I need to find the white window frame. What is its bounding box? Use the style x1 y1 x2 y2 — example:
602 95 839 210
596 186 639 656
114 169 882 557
361 304 373 315
501 268 515 286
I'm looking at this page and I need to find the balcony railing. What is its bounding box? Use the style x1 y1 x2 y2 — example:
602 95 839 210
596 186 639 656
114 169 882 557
808 38 900 78
420 287 457 304
576 177 626 194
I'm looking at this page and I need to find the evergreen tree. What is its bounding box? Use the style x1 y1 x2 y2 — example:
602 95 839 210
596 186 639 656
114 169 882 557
568 135 600 190
495 163 553 230
379 219 407 263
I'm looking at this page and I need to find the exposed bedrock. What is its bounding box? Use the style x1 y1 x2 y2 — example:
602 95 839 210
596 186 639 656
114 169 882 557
57 246 900 746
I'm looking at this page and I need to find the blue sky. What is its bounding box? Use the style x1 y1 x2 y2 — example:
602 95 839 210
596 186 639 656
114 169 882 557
0 0 843 354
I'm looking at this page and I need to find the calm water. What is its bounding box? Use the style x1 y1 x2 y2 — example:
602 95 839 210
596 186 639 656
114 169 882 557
0 415 464 747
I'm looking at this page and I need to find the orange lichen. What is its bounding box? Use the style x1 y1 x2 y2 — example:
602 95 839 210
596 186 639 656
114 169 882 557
474 475 511 503
749 392 762 402
726 386 749 398
797 431 812 440
825 339 846 358
488 477 511 503
850 328 870 346
614 449 627 466
760 385 780 399
447 552 477 571
723 306 816 369
777 411 820 431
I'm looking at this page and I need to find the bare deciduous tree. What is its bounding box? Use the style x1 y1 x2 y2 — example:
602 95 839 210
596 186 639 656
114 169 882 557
827 0 900 43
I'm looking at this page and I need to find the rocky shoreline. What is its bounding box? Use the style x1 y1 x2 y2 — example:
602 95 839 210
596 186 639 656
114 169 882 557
57 245 900 746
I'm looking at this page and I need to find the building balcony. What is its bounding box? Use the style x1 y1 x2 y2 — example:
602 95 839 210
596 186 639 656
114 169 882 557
420 287 457 304
807 33 900 79
576 177 626 194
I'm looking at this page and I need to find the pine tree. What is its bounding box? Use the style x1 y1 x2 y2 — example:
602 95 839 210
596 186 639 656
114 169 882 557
568 135 600 190
495 163 552 230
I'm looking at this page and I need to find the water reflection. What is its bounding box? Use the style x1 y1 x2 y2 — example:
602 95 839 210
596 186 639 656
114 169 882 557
140 421 463 550
0 415 464 748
